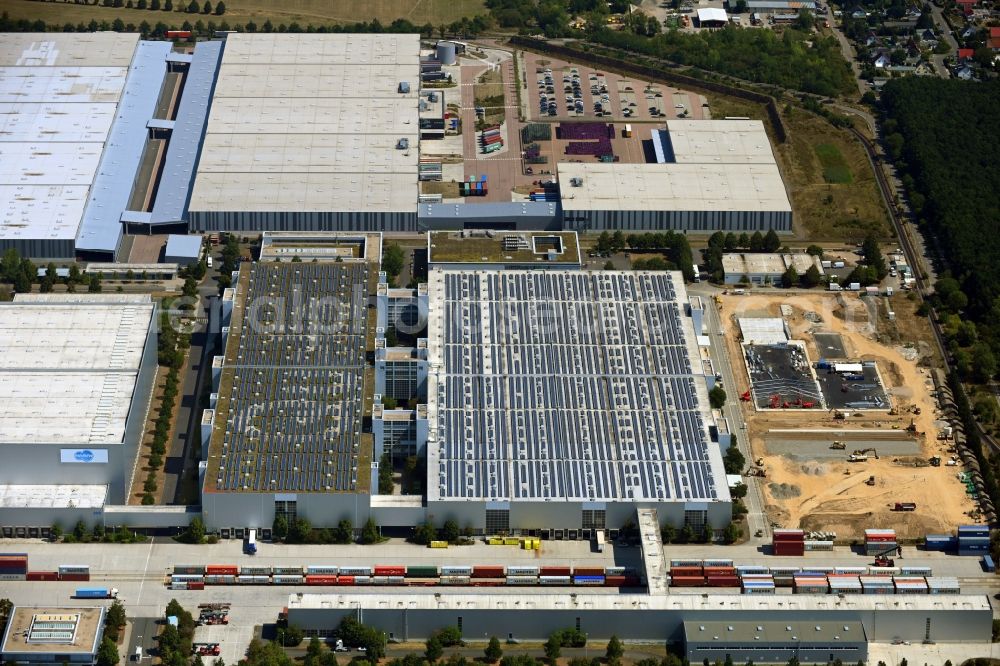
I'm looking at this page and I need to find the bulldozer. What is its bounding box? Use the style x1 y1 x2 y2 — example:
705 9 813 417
865 475 876 486
848 448 879 462
745 467 766 478
832 410 846 420
928 456 941 467
830 441 846 450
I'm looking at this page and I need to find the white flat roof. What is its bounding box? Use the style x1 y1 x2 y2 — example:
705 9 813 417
664 119 777 164
0 185 89 242
737 317 788 345
0 297 154 445
0 34 140 247
722 252 824 275
210 64 420 99
219 33 420 65
288 592 991 613
0 103 117 143
0 33 139 67
0 67 128 104
698 7 730 21
0 485 107 508
191 172 416 213
190 33 420 216
558 162 792 213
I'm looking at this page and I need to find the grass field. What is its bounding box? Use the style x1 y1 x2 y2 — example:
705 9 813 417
0 0 485 28
814 142 853 184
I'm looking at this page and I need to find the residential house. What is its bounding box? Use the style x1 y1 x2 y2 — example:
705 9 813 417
958 47 975 61
989 26 1000 51
956 0 976 16
850 6 867 18
873 52 892 68
960 25 977 39
955 63 976 79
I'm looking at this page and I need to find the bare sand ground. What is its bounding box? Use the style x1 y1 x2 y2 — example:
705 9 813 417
719 292 975 541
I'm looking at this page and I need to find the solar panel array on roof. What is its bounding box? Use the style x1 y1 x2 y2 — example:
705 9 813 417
211 262 369 493
428 270 723 504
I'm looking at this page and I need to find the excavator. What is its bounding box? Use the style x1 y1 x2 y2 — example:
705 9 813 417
848 448 879 462
740 391 752 402
830 441 846 450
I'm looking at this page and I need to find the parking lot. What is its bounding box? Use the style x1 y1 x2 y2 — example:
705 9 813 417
523 52 708 122
744 343 825 410
815 362 890 410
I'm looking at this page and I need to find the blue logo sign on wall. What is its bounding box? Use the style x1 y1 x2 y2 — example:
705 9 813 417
60 448 109 464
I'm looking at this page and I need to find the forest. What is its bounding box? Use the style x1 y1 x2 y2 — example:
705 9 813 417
880 78 1000 383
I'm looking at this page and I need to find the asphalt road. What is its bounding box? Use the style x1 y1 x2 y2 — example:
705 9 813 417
4 537 998 664
126 616 159 664
690 284 770 544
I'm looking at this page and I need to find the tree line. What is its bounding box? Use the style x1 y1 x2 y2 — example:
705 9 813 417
0 9 489 39
27 0 227 13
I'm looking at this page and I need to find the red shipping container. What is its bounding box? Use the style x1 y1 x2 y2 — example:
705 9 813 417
623 576 641 587
373 566 405 576
471 578 504 587
187 581 205 590
670 566 703 576
773 547 805 556
59 573 90 582
337 576 355 585
670 576 706 587
572 567 605 576
703 567 736 576
304 575 337 585
540 567 571 576
605 575 626 586
706 577 740 587
206 565 238 576
26 571 58 581
472 566 504 578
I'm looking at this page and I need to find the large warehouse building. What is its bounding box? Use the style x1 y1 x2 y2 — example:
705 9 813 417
187 33 420 233
424 270 732 533
0 34 171 258
0 33 222 259
559 120 792 233
0 294 157 530
200 260 376 530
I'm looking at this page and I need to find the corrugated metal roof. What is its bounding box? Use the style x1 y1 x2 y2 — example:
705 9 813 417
75 40 171 256
149 40 222 226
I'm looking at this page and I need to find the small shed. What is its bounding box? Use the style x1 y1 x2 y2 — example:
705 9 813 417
164 234 203 266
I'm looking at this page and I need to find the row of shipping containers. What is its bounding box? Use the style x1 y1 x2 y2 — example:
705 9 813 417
924 524 991 556
170 564 639 589
667 572 958 595
460 175 488 197
669 560 932 577
865 528 897 556
0 555 90 582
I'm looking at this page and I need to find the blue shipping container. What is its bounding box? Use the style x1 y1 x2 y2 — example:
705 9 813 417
75 588 110 598
983 555 996 572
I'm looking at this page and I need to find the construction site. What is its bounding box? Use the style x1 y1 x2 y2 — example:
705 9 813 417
720 290 979 541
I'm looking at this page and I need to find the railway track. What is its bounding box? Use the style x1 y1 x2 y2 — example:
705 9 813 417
849 126 1000 458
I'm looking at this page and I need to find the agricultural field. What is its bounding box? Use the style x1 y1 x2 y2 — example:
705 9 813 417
0 0 485 28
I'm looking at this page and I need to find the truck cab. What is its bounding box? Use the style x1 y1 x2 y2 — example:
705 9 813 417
244 528 257 555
